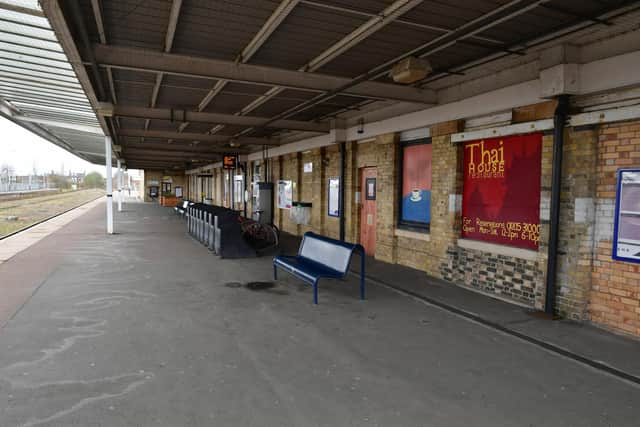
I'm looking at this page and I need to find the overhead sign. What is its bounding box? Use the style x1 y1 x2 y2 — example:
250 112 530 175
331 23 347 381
613 169 640 263
462 133 542 250
223 155 237 169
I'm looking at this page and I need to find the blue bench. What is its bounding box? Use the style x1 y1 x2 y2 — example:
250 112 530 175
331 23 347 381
273 232 365 304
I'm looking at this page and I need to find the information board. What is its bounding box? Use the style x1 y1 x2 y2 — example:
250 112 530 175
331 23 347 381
277 180 292 209
461 133 542 250
613 169 640 263
328 178 340 217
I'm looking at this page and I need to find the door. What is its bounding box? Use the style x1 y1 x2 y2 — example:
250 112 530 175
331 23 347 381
360 167 377 256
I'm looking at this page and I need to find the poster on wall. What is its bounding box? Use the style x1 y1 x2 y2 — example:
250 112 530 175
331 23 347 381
613 169 640 263
401 143 432 225
328 178 340 217
277 180 293 209
461 133 542 250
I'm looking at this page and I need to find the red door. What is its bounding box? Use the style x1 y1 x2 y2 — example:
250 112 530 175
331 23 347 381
360 168 377 256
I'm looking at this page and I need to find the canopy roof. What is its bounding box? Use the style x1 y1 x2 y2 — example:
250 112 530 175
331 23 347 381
0 0 105 164
2 0 638 169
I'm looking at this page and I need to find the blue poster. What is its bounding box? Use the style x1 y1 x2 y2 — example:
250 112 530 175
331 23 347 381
402 189 431 223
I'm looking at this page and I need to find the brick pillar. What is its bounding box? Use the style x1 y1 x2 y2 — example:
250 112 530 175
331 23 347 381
552 128 599 320
374 132 400 263
430 121 464 277
345 141 358 243
306 149 323 234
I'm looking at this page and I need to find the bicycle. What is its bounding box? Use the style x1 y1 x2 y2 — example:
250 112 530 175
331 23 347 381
238 214 279 252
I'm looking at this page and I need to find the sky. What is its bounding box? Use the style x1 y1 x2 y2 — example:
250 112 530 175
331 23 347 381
0 116 105 176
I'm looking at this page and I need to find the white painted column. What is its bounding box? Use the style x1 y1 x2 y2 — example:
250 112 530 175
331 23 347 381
105 136 114 234
117 159 123 212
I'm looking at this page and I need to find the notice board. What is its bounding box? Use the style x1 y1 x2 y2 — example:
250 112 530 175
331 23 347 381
613 169 640 263
277 180 292 209
461 133 542 250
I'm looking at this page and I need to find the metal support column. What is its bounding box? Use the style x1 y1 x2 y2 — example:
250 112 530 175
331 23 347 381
105 136 114 234
117 159 123 212
339 141 346 242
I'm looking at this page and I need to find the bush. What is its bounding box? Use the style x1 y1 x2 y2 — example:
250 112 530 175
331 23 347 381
82 172 104 188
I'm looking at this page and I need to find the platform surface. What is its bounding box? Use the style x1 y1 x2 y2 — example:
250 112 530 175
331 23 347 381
0 200 638 427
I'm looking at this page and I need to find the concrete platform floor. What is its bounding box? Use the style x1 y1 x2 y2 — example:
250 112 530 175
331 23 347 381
0 201 639 426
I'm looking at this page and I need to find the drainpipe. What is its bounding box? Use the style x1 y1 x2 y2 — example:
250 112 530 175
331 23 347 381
544 94 570 315
339 141 346 241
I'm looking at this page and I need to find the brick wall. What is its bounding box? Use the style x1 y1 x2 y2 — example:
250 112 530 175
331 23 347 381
216 113 640 337
142 170 185 202
590 121 640 336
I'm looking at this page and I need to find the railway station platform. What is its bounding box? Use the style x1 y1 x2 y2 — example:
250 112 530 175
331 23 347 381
1 200 639 426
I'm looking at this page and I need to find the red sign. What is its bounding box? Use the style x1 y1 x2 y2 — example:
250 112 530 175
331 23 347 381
462 133 542 250
223 155 237 169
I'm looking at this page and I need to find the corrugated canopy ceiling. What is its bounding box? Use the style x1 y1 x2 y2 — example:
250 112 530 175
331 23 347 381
0 0 105 164
2 0 638 170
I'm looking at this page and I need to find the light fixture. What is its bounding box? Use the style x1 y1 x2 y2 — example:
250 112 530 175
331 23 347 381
357 118 364 134
390 57 432 84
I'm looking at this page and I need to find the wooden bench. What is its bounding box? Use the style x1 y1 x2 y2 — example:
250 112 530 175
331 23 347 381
273 232 365 304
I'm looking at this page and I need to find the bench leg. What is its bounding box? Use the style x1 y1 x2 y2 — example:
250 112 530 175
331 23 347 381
273 264 278 280
360 253 366 300
313 280 318 305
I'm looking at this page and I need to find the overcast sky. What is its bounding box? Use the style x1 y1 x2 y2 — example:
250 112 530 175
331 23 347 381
0 116 105 176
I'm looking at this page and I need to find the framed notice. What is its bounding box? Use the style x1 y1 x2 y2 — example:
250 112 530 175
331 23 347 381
175 186 183 198
461 133 542 250
304 162 313 173
277 180 293 209
365 178 376 200
613 169 640 263
328 178 340 217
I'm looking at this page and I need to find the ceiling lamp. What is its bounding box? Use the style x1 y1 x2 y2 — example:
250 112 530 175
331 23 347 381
390 57 432 84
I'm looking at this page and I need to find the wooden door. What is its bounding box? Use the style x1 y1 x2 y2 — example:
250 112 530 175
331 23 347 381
360 167 377 256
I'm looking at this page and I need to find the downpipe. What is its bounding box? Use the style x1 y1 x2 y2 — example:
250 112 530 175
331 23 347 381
544 94 570 316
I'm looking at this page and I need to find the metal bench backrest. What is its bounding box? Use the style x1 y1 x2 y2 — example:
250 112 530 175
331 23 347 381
298 232 357 273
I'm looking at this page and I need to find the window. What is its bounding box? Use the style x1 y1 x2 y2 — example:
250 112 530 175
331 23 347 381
398 138 432 231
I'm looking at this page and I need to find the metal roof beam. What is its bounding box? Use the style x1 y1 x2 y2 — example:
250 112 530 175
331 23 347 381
14 115 103 134
246 0 553 130
225 0 425 136
0 85 90 103
184 0 300 131
118 129 278 146
108 105 328 133
40 0 110 140
144 0 183 132
6 95 90 110
122 142 249 154
123 150 219 160
0 1 45 17
93 44 437 104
